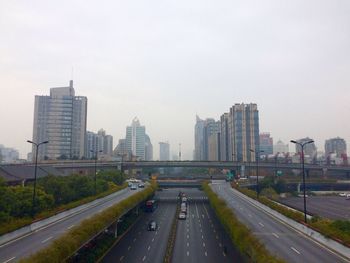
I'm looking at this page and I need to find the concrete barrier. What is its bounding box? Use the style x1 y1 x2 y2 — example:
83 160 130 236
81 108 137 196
225 186 350 260
0 188 128 246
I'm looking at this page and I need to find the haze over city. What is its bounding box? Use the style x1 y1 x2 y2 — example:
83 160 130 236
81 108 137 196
1 0 349 159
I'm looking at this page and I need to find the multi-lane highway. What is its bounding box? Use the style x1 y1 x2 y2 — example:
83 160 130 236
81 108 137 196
172 198 242 262
0 187 144 263
103 188 242 263
210 181 350 263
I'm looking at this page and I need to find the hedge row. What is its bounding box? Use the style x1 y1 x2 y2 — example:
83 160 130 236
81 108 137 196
235 185 350 246
0 183 127 236
19 181 157 263
202 182 284 263
163 204 180 263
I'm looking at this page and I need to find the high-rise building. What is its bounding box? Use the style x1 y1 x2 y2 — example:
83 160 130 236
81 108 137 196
220 113 230 161
125 117 152 160
228 103 259 162
32 80 87 160
86 131 98 159
194 116 220 161
273 140 289 154
85 129 113 158
159 142 170 161
114 139 128 158
295 137 317 158
325 137 347 158
0 145 19 163
208 133 221 161
145 134 153 161
259 133 273 156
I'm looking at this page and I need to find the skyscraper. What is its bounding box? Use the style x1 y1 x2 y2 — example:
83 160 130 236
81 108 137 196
259 133 273 156
220 113 230 161
32 80 87 160
228 103 259 162
295 137 317 158
194 116 205 160
325 137 347 158
159 142 170 161
125 117 152 160
274 140 289 154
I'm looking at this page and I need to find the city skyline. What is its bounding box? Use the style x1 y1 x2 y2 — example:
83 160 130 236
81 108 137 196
1 1 350 159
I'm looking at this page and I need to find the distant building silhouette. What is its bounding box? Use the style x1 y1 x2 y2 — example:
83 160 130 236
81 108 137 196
159 142 170 161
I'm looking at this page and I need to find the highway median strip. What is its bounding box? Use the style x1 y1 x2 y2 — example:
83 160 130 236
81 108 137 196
163 202 180 263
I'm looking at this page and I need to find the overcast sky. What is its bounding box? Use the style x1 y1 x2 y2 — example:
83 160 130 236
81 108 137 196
1 0 349 159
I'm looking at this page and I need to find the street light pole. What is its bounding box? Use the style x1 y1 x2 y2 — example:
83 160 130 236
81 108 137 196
250 149 264 199
27 140 49 217
290 139 314 223
91 150 102 195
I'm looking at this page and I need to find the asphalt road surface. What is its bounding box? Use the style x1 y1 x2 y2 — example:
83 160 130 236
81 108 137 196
0 187 144 263
280 196 350 220
211 181 350 263
102 190 178 263
172 197 243 262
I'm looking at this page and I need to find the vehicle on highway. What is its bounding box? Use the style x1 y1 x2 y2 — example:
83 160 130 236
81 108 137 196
339 192 347 197
145 199 158 212
148 220 157 231
181 205 187 214
130 184 137 190
138 182 145 188
178 212 186 220
347 194 350 200
181 196 188 203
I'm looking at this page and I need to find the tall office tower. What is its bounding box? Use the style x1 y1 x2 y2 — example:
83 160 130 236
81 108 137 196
259 133 273 155
145 134 153 161
204 119 220 160
114 139 129 157
228 103 259 162
208 132 221 161
194 116 205 160
125 117 146 160
96 129 113 156
295 137 317 158
220 113 230 161
159 142 170 161
32 80 87 160
273 140 289 154
194 116 220 161
325 137 347 158
86 131 98 159
0 145 19 163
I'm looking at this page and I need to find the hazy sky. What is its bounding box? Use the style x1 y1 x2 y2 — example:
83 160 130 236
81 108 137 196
1 0 349 159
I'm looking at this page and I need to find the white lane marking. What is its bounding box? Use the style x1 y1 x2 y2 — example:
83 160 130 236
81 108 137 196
142 255 146 261
216 235 218 239
259 222 264 227
187 242 189 247
41 236 53 243
272 233 279 239
120 255 124 261
195 202 200 218
148 246 151 251
133 238 136 242
203 242 206 247
187 234 189 239
205 251 208 256
187 251 190 256
98 209 103 213
156 231 158 235
3 257 16 263
201 235 204 239
291 247 301 255
128 246 131 250
152 238 154 242
67 224 75 230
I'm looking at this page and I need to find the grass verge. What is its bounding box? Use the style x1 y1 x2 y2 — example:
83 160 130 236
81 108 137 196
163 203 180 263
0 184 127 236
203 182 285 263
19 181 157 263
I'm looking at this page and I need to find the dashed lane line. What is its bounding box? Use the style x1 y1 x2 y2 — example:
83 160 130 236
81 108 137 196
291 247 301 255
119 256 124 261
148 246 151 251
259 222 265 227
187 251 190 256
128 246 131 251
41 236 53 243
142 255 146 261
272 233 280 239
67 224 75 230
3 257 16 263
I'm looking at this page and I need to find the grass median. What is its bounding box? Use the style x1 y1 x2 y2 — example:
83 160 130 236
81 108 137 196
203 182 284 263
19 181 157 263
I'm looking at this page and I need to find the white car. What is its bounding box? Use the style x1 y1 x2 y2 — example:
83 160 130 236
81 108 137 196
339 192 347 197
178 212 186 220
346 194 350 200
130 184 137 190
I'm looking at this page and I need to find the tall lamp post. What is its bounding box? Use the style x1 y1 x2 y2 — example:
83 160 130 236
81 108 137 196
91 150 103 195
290 139 314 223
250 149 264 199
27 140 49 217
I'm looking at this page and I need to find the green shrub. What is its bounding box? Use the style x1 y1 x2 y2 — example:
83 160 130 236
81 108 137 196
19 182 157 263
